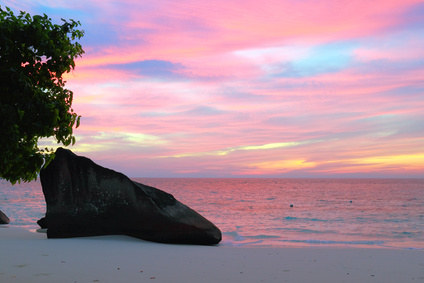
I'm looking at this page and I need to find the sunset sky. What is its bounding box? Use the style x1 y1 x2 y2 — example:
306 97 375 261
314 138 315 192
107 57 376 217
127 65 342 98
3 0 424 177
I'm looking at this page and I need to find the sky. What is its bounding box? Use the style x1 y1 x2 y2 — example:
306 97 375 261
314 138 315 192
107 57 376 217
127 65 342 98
3 0 424 178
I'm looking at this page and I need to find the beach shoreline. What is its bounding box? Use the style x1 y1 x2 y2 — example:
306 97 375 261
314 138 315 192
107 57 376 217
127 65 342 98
1 226 423 283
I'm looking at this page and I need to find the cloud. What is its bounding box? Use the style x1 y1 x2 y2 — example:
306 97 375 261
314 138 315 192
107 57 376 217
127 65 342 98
236 42 355 78
6 0 420 177
161 139 323 158
110 59 184 78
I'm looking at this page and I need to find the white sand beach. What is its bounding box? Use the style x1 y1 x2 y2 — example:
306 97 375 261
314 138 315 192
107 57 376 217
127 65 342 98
1 226 423 283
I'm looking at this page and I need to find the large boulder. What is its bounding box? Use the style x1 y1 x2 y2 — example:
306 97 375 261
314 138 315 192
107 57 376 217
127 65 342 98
0 210 10 224
39 148 221 245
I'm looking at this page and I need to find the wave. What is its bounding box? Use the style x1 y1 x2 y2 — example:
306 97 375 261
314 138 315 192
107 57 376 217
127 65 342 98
245 235 281 239
275 227 338 234
283 216 344 222
223 231 245 241
224 231 280 241
280 239 385 246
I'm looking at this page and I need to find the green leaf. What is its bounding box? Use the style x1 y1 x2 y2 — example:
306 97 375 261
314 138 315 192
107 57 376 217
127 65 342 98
0 6 84 183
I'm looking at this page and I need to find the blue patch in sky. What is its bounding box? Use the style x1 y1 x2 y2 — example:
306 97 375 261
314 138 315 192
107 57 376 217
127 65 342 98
34 5 79 21
383 85 424 97
357 58 424 74
31 5 117 48
183 105 224 116
277 42 355 78
113 60 184 78
77 22 123 49
403 2 424 28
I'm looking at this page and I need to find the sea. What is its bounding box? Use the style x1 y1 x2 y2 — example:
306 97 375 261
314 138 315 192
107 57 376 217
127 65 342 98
1 178 423 250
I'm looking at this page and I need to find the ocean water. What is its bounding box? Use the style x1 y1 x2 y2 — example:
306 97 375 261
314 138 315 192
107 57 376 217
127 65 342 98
1 178 423 250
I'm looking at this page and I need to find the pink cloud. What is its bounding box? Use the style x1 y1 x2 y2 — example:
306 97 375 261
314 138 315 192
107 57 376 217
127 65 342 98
72 0 422 71
6 0 423 177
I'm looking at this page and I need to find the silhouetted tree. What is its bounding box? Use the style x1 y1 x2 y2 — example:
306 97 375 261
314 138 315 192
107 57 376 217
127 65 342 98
0 6 84 184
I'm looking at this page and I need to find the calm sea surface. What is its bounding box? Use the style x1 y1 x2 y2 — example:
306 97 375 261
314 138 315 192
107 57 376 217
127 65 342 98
1 178 423 250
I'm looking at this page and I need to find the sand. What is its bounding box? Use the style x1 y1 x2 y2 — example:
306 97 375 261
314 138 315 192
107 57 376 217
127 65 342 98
1 226 423 283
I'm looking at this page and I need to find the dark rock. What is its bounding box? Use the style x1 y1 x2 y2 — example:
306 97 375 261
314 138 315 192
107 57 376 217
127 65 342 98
37 217 48 229
39 148 221 245
0 210 10 224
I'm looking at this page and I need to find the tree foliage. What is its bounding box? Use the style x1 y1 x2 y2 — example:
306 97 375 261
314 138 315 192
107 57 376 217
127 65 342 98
0 6 84 184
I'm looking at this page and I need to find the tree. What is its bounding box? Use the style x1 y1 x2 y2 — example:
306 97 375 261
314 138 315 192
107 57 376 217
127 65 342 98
0 6 84 184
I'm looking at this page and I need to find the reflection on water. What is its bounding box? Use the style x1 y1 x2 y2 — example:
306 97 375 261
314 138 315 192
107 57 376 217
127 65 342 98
1 178 423 249
0 179 45 230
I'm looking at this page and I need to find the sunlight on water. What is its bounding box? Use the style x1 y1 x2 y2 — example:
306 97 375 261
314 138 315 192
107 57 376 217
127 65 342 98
1 178 423 250
138 178 424 250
